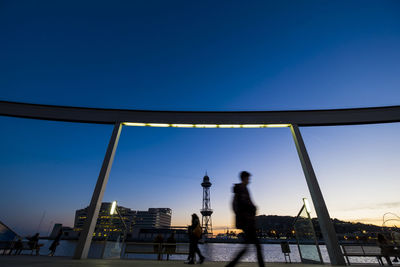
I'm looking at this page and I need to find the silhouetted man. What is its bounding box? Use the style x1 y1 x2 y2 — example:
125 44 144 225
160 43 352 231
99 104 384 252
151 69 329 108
227 171 264 267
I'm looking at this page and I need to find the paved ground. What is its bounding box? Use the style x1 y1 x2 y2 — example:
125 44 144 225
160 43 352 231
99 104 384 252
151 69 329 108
0 255 334 267
0 255 378 267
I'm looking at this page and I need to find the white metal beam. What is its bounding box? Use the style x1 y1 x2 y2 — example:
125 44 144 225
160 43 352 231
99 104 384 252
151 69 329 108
290 124 346 265
73 123 122 259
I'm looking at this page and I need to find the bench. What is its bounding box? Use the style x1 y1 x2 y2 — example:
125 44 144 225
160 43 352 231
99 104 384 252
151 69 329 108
342 244 400 265
123 242 189 260
0 241 13 255
0 240 43 256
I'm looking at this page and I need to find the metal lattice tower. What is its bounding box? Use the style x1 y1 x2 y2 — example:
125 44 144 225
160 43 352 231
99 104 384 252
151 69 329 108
200 173 213 238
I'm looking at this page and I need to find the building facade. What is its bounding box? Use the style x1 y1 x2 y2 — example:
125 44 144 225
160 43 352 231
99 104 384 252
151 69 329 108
74 204 171 240
74 202 137 239
134 208 172 229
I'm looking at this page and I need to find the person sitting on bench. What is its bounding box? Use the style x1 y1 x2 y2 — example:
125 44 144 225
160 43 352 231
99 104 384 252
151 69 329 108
27 233 40 256
377 233 395 266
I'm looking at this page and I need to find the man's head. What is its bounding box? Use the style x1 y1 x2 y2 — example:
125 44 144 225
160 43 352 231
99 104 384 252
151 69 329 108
240 171 251 185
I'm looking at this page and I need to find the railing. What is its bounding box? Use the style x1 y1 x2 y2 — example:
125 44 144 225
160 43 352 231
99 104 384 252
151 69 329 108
123 242 189 259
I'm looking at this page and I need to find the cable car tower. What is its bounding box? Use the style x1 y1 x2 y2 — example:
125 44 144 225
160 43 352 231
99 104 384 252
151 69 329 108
201 172 213 238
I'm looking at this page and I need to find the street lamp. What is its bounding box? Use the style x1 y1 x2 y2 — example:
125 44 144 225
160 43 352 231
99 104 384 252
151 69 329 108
303 198 311 214
109 201 127 242
110 201 117 215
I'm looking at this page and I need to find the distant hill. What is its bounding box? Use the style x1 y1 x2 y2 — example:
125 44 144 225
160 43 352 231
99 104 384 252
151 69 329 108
255 215 386 240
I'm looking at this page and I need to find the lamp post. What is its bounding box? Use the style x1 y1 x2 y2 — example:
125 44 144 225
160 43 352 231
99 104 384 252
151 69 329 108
303 198 311 214
110 201 128 245
110 201 117 216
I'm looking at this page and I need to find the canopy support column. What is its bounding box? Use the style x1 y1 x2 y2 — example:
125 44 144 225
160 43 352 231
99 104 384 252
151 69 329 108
73 122 122 259
290 124 345 265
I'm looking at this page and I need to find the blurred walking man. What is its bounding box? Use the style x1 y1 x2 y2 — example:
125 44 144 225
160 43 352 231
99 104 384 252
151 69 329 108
227 171 264 267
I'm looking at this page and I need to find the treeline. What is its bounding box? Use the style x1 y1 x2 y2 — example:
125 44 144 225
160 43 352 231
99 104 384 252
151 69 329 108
255 215 386 241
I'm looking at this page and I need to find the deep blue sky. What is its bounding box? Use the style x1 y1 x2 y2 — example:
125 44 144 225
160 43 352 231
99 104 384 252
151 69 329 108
1 0 400 235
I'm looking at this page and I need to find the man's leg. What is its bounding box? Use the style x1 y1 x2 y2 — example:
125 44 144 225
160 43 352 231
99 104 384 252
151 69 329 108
226 230 250 267
226 246 247 267
246 226 265 267
254 239 265 267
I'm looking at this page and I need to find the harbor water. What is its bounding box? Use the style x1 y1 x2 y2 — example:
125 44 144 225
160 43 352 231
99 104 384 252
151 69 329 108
30 240 386 265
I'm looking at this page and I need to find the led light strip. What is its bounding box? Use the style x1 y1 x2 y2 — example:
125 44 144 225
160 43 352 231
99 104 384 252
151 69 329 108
123 122 290 128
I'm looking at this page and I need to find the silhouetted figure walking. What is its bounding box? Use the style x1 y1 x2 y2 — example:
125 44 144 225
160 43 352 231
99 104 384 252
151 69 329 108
165 232 176 260
186 213 205 264
227 171 264 267
48 229 63 256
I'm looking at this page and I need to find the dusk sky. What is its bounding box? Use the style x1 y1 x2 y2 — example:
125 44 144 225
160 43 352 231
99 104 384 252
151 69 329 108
1 1 400 236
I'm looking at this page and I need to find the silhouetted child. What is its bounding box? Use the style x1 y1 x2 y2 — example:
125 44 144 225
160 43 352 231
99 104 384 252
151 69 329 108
165 232 176 260
153 234 164 260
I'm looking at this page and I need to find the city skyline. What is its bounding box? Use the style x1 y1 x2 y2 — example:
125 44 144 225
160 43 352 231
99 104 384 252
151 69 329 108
1 0 400 236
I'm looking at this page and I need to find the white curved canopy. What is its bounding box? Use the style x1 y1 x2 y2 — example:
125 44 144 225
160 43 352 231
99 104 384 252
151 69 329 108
1 100 400 126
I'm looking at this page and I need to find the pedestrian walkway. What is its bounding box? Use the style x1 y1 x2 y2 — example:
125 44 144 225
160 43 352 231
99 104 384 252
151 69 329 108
0 255 334 267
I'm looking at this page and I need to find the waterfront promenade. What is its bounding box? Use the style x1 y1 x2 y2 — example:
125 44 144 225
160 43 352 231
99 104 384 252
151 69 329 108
0 256 331 267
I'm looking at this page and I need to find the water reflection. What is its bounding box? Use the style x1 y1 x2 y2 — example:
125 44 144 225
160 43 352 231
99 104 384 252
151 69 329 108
29 240 382 264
